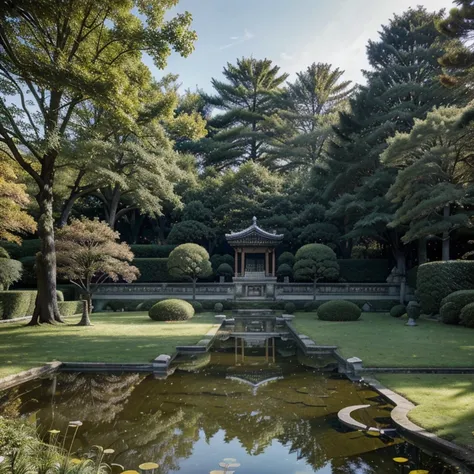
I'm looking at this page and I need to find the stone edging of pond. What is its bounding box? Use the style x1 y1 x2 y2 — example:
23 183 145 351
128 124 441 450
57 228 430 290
364 376 474 470
0 361 62 392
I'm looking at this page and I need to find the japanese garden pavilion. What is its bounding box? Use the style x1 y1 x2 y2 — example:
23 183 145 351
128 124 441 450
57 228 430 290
226 217 283 279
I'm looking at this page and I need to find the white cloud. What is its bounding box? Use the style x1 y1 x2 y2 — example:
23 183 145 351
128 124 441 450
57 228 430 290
219 29 255 50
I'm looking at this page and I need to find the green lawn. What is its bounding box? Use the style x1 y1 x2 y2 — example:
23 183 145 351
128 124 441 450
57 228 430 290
0 312 216 378
293 312 474 367
377 374 474 448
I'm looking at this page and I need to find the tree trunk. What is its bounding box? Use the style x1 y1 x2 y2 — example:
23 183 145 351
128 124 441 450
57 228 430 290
107 185 121 228
418 237 427 265
28 185 63 325
442 204 450 261
58 193 79 227
76 299 92 326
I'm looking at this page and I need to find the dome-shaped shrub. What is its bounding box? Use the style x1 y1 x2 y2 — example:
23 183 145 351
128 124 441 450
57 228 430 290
304 301 320 312
277 252 295 267
440 290 474 325
214 302 224 313
317 300 361 321
440 302 459 325
460 302 474 328
277 264 292 278
190 301 203 313
284 302 296 314
216 263 234 278
390 304 406 318
294 244 339 283
148 299 194 321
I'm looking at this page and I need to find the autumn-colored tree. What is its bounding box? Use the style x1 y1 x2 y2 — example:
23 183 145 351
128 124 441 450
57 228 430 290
0 157 36 243
56 218 139 325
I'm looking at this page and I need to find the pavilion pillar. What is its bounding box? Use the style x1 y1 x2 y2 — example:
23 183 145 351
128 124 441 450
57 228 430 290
241 249 246 276
234 249 239 276
265 250 269 277
272 249 276 277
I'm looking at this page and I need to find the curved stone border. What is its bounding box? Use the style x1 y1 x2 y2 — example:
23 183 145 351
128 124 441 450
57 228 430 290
0 362 62 392
364 376 474 470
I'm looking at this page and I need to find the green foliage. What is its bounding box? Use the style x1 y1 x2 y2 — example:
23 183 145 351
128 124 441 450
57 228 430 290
460 302 474 328
136 299 160 311
440 290 474 325
338 259 390 282
167 220 214 245
284 302 296 314
304 301 321 312
168 244 212 281
390 304 406 318
130 244 177 258
104 300 141 312
0 247 8 259
317 300 361 321
214 302 224 313
277 252 295 267
0 291 32 319
216 263 233 278
190 301 203 313
149 299 194 321
0 257 22 290
0 417 38 453
277 263 293 278
133 258 178 282
58 301 84 317
407 301 421 321
294 244 339 282
417 261 474 314
0 240 40 260
211 254 234 270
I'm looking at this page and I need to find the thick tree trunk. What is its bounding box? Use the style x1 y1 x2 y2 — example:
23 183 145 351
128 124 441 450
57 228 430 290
442 204 450 261
76 299 92 326
418 237 427 265
58 193 79 227
28 184 63 325
107 185 121 228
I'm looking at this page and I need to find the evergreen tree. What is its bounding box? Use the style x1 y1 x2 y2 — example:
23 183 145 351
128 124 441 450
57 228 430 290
199 58 288 169
265 63 353 172
382 105 474 260
324 7 464 270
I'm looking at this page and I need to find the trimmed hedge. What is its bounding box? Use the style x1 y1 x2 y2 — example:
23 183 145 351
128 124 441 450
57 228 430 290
304 301 321 312
149 299 194 321
390 304 406 318
440 290 474 325
105 300 141 312
0 291 32 319
460 303 474 328
130 244 177 258
317 300 361 321
337 259 390 283
0 239 41 260
58 300 84 317
284 302 296 314
417 261 474 315
133 258 179 283
214 302 223 313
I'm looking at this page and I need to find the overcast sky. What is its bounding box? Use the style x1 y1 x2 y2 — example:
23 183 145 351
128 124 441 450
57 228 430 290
144 0 454 93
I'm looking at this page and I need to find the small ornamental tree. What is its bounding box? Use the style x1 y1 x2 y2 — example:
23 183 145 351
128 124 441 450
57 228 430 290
0 248 22 290
167 244 212 300
293 244 339 300
216 263 234 281
56 218 139 326
277 252 295 268
277 263 293 280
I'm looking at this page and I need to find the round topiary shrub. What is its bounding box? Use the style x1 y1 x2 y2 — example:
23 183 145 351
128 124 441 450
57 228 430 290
440 302 460 325
304 301 320 312
148 299 194 321
216 263 234 280
317 300 361 321
277 252 295 267
390 304 406 318
214 302 224 313
460 302 474 328
190 301 203 313
277 264 293 279
284 302 296 314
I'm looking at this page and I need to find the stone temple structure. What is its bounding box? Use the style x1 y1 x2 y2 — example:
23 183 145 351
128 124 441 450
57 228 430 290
225 217 283 299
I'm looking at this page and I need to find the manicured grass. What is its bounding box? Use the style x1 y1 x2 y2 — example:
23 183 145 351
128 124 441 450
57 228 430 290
0 312 216 378
293 312 474 367
377 374 474 448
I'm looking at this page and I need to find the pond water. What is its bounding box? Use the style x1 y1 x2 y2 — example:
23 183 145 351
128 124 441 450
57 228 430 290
0 352 455 474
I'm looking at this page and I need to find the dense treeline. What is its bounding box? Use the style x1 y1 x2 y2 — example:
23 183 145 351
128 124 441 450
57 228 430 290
1 1 474 321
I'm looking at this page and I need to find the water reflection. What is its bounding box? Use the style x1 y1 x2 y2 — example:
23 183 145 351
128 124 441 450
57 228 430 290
0 353 450 474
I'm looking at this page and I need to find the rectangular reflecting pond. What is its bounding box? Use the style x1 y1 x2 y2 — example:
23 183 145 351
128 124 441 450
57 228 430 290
0 352 458 474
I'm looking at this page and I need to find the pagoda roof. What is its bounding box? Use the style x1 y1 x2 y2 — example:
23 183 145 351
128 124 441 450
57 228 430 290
225 217 283 246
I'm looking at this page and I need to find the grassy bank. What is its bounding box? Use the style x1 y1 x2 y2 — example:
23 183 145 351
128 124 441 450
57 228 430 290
0 312 216 378
377 374 474 448
293 312 474 367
